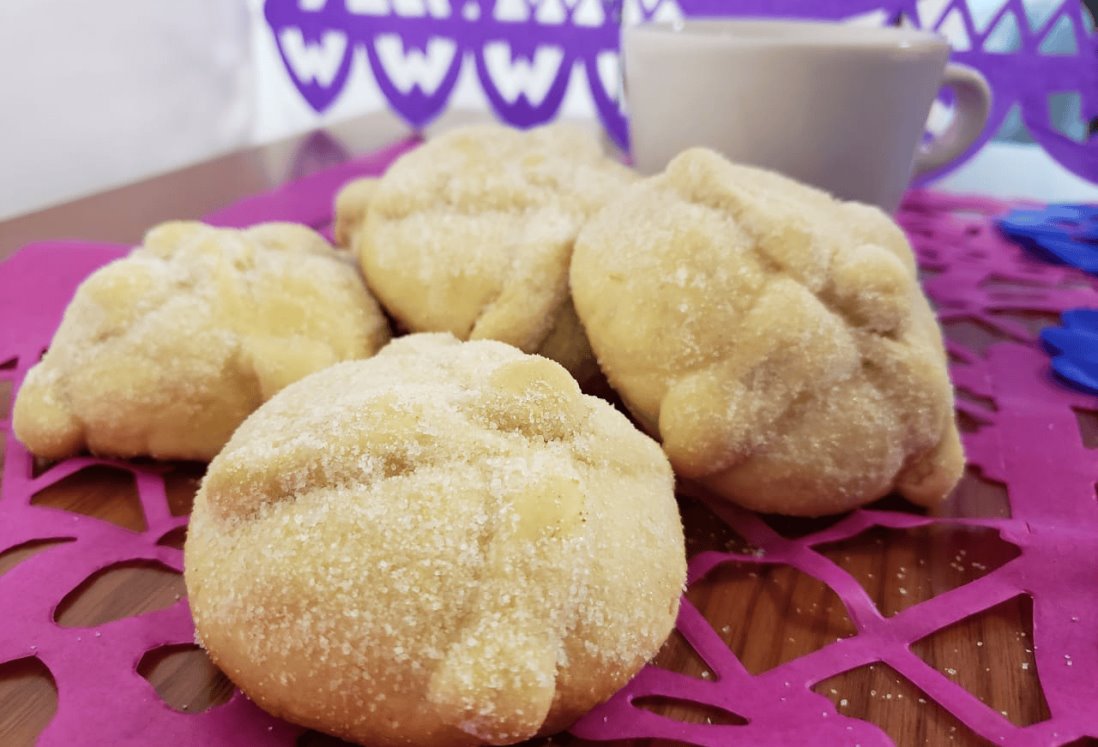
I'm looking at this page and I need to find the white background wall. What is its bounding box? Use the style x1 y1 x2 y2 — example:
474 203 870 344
0 0 257 220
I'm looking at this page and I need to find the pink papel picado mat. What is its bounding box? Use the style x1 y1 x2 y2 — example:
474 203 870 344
0 139 1096 747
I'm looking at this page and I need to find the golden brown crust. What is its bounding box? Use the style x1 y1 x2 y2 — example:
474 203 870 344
184 334 685 746
570 148 964 516
335 124 635 381
12 221 390 461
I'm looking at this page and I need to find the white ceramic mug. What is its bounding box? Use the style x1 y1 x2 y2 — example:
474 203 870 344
622 19 992 212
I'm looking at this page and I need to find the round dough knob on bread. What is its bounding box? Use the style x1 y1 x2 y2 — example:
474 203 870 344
335 124 636 382
570 148 964 516
184 334 686 747
13 221 390 461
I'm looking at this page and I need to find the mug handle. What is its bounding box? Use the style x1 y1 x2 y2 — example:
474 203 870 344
913 63 992 176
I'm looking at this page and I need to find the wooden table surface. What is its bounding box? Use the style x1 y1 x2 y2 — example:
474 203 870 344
0 114 1073 747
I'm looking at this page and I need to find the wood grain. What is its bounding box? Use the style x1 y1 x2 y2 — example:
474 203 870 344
0 658 56 747
0 117 1081 747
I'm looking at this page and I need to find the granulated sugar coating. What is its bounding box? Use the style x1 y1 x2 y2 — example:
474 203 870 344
12 221 390 461
334 124 636 383
184 334 686 747
571 149 964 516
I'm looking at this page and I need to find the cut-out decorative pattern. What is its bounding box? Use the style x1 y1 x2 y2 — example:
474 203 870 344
816 524 1021 617
1074 407 1098 449
0 378 11 421
939 466 1013 518
53 560 185 628
813 662 985 747
1 147 1097 746
0 657 57 747
137 644 235 714
163 464 206 518
650 628 715 683
156 527 188 551
0 539 75 578
686 561 858 675
632 695 748 727
910 595 1050 727
31 466 146 533
261 0 1096 180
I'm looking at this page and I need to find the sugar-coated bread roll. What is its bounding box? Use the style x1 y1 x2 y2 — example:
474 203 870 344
570 148 964 516
184 334 686 747
13 221 390 461
335 124 636 382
